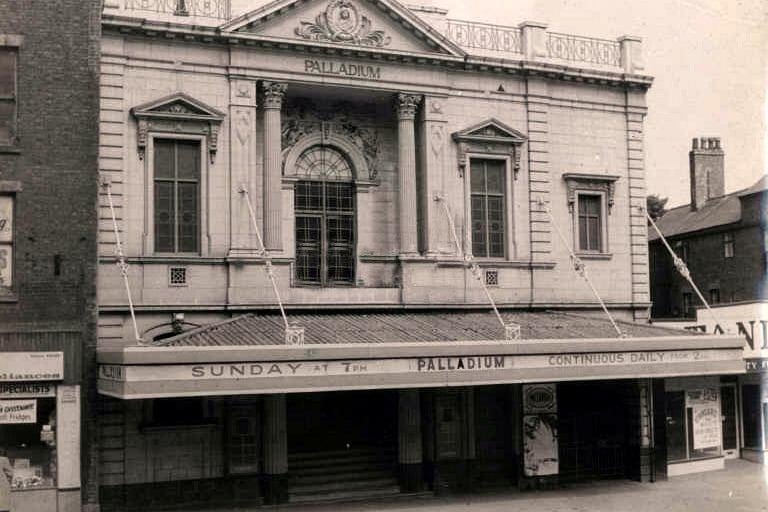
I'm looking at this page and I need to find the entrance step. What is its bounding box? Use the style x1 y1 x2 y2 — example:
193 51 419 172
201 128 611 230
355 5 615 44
288 447 400 504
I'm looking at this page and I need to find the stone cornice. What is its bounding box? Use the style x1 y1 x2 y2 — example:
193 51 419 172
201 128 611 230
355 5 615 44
102 15 654 89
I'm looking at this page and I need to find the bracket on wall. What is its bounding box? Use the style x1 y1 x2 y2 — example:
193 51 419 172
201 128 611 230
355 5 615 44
131 92 226 164
562 173 620 214
452 118 527 178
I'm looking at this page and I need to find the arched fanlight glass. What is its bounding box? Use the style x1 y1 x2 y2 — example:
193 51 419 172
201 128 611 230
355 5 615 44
294 146 353 180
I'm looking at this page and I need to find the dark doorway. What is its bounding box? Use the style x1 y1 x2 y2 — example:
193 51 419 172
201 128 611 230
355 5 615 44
474 386 515 488
720 385 738 455
742 384 761 449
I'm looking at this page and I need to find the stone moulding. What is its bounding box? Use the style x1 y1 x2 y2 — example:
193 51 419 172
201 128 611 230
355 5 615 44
452 118 527 178
562 173 620 214
131 92 226 164
295 0 391 48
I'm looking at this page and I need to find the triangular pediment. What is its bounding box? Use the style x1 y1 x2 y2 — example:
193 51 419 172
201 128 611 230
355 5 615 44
222 0 465 57
453 118 527 144
131 93 225 120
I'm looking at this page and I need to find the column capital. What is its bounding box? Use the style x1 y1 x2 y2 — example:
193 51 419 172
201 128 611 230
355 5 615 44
396 93 422 120
261 81 287 109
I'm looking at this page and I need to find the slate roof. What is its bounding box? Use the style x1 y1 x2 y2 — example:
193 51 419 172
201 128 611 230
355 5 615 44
649 175 767 241
156 310 693 347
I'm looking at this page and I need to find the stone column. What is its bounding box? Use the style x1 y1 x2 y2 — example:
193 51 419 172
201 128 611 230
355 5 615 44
398 389 424 492
262 394 289 504
396 93 422 256
261 81 287 252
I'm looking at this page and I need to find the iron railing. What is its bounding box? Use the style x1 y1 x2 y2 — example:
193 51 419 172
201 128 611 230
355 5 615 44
444 19 523 54
546 32 621 67
123 0 231 19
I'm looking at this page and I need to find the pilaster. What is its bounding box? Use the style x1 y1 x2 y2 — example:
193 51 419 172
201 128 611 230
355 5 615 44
229 79 258 257
261 81 287 252
418 95 450 255
396 93 422 256
526 78 552 261
262 394 288 504
626 89 650 310
398 389 424 492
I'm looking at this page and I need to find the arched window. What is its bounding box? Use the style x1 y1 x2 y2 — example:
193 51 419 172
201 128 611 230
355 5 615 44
294 146 355 285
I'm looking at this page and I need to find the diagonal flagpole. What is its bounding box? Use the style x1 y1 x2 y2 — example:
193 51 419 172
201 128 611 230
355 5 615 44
435 193 520 340
239 185 303 343
101 176 143 345
538 199 625 338
642 206 723 331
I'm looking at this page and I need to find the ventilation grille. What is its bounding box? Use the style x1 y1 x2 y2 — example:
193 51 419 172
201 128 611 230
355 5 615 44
484 269 499 287
168 266 188 286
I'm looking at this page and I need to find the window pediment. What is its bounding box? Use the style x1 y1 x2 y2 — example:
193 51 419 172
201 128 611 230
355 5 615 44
452 118 527 177
562 173 620 213
131 93 225 163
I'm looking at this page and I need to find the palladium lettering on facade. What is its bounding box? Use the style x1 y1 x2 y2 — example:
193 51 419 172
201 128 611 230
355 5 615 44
304 59 382 80
417 356 505 372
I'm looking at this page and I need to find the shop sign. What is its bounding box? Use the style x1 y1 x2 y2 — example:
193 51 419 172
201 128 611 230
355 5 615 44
0 352 64 381
0 399 36 423
0 382 55 398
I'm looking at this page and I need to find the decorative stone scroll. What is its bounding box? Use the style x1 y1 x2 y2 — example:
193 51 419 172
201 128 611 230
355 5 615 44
131 92 225 163
295 0 391 48
562 173 620 214
452 118 526 178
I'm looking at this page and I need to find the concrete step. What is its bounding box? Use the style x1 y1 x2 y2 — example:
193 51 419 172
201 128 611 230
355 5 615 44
288 448 394 462
290 468 396 486
289 484 402 504
291 477 398 495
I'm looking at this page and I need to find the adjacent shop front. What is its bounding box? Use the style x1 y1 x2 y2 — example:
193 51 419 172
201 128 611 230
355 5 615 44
0 350 81 512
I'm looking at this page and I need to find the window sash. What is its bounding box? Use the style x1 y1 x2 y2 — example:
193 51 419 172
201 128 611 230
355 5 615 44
577 194 603 252
0 49 16 145
723 233 734 258
154 140 200 253
295 179 355 285
470 159 506 258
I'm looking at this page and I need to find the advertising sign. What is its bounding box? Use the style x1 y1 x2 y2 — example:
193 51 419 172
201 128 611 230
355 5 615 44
692 404 721 449
0 352 64 381
0 382 55 398
0 399 37 423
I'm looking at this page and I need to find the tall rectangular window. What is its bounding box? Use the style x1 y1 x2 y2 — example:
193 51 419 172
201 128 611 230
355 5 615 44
709 288 720 304
723 232 734 258
154 139 200 253
577 194 603 252
471 159 505 258
295 180 355 285
0 47 17 145
682 292 693 318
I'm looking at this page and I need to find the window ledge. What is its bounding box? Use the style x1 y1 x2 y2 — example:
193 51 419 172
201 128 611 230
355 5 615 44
0 145 20 154
576 252 613 260
436 259 557 269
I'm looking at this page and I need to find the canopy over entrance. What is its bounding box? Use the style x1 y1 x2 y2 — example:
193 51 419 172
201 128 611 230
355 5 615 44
97 311 744 399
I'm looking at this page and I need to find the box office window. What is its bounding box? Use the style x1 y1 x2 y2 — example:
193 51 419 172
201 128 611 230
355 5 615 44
0 397 56 490
154 139 200 254
471 159 506 258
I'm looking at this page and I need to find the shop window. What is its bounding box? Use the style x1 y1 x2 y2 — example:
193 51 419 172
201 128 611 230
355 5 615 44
0 397 56 489
154 139 200 254
0 46 17 146
471 159 506 258
0 194 13 289
146 397 212 427
723 232 734 258
708 288 720 304
666 388 721 463
294 146 355 286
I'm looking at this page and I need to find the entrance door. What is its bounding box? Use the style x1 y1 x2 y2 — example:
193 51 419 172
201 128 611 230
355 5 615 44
742 384 762 449
720 384 739 458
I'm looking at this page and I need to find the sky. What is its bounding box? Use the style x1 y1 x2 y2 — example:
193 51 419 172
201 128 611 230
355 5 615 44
231 0 767 206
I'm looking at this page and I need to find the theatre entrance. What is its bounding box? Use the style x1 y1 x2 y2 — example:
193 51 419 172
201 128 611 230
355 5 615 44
286 390 400 502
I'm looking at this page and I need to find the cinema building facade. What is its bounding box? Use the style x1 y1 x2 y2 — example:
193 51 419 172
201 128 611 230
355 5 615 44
94 0 744 509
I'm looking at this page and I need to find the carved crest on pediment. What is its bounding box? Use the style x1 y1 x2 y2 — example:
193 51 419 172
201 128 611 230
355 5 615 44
295 0 391 48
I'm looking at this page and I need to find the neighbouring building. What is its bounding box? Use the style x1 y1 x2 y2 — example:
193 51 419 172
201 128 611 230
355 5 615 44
648 140 768 466
0 1 101 512
94 0 744 510
649 138 768 319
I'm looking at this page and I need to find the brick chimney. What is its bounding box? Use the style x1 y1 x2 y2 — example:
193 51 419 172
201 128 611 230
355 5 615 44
689 137 724 210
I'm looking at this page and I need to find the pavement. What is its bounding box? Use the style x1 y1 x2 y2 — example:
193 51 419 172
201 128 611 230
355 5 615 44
188 460 768 512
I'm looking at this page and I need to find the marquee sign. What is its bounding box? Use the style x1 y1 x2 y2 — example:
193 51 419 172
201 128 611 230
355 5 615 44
98 347 742 399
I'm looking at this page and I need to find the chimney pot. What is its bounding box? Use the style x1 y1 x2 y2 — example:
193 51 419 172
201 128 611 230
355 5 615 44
692 138 699 150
